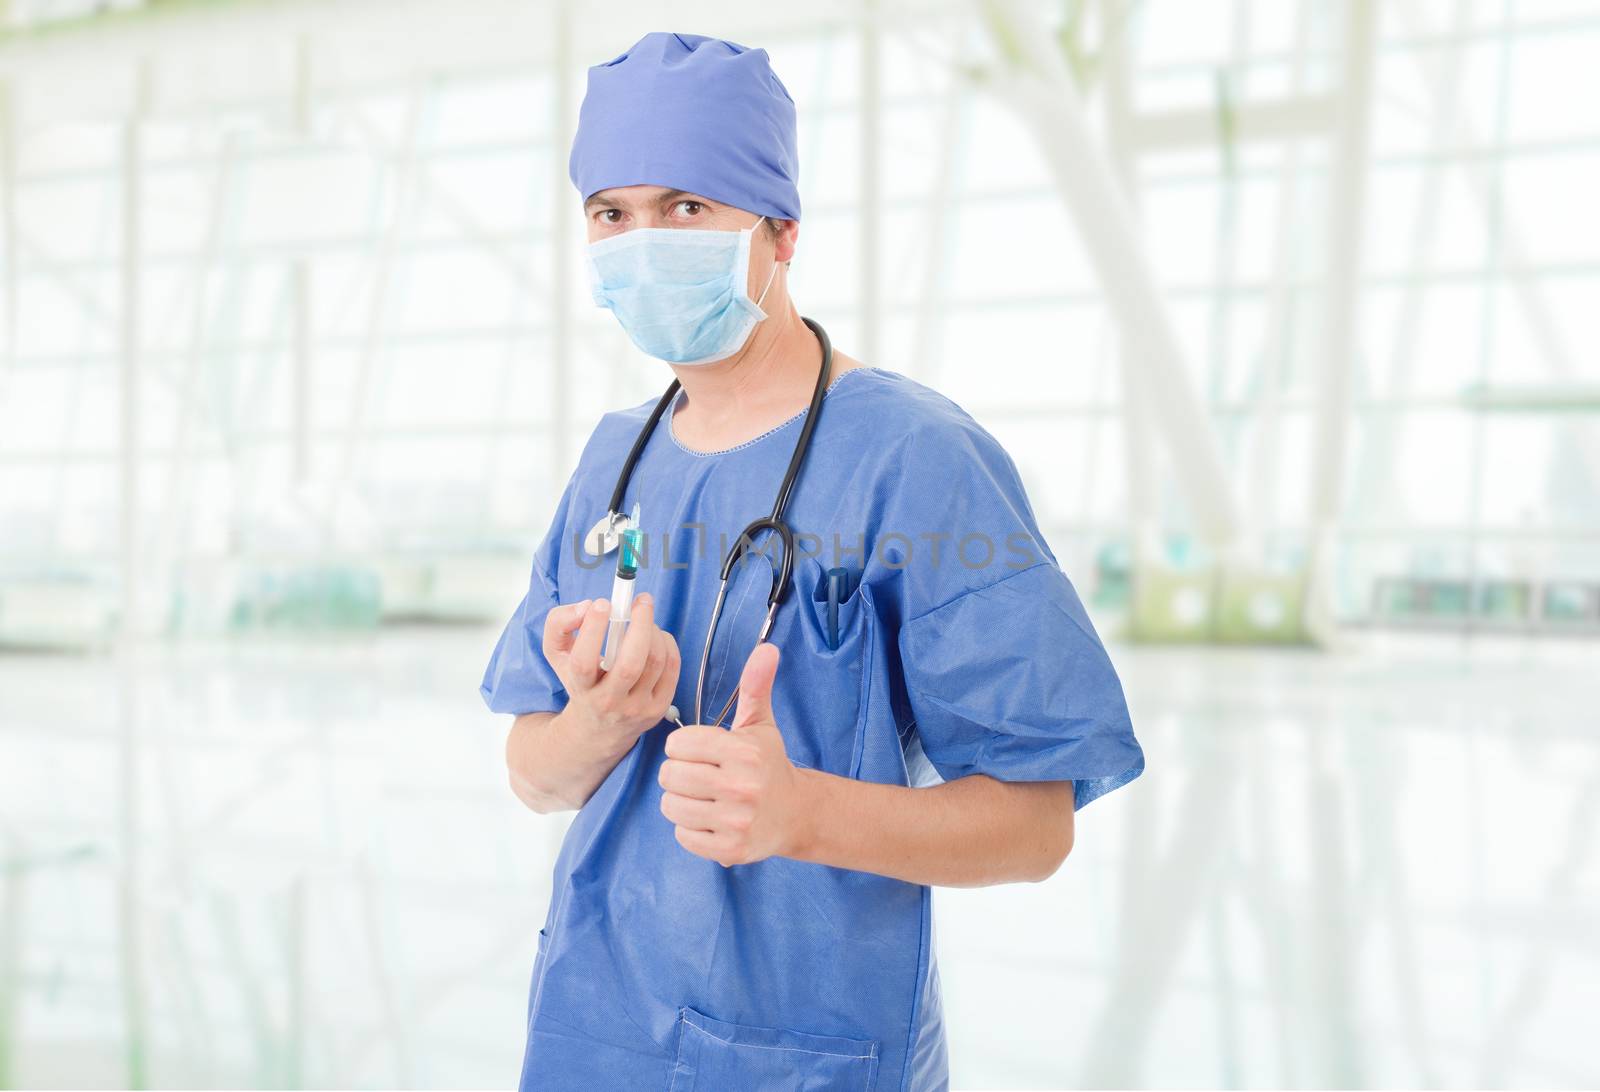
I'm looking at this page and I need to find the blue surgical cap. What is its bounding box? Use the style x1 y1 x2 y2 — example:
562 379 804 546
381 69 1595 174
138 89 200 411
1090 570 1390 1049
568 32 801 222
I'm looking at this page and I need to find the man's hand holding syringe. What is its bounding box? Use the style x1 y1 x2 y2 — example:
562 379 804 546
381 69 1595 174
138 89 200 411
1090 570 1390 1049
503 569 682 813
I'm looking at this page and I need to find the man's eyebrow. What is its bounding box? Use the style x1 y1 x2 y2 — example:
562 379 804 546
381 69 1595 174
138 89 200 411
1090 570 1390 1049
584 188 710 212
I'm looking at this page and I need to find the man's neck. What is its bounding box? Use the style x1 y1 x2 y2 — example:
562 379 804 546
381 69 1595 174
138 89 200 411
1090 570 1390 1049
668 295 823 451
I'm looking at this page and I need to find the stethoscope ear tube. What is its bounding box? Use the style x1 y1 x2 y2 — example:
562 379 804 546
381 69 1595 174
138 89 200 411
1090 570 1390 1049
694 580 733 726
607 378 682 519
696 597 779 728
770 317 832 522
698 518 794 726
612 317 833 728
716 516 796 603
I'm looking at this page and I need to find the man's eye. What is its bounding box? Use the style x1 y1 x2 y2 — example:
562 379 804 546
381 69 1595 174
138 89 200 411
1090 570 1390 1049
675 201 703 216
598 210 621 224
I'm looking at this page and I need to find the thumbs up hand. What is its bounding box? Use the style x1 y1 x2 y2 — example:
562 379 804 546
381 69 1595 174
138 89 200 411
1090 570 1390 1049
658 643 806 868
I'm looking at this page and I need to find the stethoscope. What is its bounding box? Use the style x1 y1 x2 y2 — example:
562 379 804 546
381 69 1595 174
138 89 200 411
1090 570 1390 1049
582 316 833 728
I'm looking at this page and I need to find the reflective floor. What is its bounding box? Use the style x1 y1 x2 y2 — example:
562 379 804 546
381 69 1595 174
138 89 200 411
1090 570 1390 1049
2 627 1596 1088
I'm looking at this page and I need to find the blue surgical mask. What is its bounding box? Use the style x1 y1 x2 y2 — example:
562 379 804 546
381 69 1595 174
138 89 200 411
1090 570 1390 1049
586 216 780 366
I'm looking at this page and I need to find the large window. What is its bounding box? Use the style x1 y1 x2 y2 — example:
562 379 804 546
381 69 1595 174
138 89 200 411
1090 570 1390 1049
1 0 1595 634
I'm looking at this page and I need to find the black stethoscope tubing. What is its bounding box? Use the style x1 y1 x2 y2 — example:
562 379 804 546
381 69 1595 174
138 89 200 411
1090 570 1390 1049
603 315 834 725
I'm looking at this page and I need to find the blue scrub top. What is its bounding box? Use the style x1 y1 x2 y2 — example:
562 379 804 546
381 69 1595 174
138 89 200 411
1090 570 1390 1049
481 366 1143 1091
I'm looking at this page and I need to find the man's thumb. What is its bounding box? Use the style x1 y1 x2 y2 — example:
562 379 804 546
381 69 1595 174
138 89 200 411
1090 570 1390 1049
731 642 780 730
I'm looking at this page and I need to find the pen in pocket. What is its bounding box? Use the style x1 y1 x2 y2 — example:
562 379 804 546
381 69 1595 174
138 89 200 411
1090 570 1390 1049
826 567 847 650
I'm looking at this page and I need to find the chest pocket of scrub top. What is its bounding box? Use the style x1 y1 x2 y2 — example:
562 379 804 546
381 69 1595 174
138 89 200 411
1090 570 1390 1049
794 561 871 779
669 1005 880 1092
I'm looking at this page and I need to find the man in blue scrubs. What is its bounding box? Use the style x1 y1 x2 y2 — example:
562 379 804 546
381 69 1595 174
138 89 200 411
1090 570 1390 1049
481 31 1144 1091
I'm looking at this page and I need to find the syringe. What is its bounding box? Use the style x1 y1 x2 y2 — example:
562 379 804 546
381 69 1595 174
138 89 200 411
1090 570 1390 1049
599 505 642 671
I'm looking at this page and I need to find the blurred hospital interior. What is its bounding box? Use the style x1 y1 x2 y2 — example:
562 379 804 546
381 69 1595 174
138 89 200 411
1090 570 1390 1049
1 0 1598 1087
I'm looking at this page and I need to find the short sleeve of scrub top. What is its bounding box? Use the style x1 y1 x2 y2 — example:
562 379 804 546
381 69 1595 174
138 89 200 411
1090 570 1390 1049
479 477 575 716
881 398 1144 810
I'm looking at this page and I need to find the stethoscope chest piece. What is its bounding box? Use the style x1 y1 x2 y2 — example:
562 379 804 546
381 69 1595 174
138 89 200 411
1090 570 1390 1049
583 510 632 559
